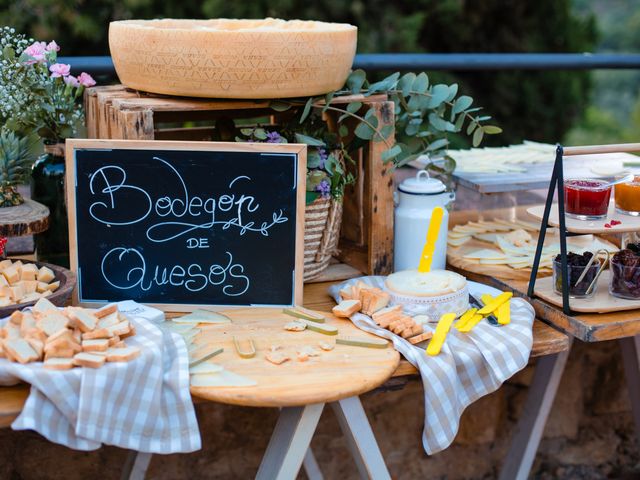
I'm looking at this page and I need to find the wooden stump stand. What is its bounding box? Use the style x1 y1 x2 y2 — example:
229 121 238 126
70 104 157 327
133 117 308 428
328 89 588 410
84 85 395 279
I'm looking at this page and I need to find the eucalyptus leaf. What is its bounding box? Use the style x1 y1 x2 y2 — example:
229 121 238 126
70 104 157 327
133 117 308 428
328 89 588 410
381 145 402 163
295 133 325 147
426 138 449 151
446 83 459 102
322 92 335 112
472 127 484 147
339 125 349 138
412 72 429 94
347 102 362 114
354 121 376 140
427 84 450 108
466 121 478 135
346 69 367 94
270 101 291 112
399 73 416 97
428 113 448 132
299 97 314 124
253 128 267 140
454 113 466 131
380 125 394 140
452 96 473 115
307 150 322 168
483 125 503 134
367 72 400 95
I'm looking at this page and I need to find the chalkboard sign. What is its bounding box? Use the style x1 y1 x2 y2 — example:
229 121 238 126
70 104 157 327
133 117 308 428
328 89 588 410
66 139 306 311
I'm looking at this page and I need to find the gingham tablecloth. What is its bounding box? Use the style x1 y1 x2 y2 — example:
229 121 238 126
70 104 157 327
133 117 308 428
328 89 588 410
0 303 201 453
329 276 534 454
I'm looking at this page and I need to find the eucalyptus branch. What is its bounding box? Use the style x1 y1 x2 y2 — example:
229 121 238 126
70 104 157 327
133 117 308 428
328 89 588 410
312 104 394 149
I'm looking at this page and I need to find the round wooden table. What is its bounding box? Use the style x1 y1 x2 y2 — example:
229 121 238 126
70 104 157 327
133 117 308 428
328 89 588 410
189 307 399 480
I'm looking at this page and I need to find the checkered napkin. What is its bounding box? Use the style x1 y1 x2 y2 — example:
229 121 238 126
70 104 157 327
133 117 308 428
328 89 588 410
0 304 201 453
329 277 534 454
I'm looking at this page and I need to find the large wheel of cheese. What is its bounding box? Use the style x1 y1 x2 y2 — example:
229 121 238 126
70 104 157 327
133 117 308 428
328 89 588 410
109 18 358 99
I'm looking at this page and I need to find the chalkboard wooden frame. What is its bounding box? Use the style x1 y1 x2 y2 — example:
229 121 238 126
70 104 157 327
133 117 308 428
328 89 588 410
65 139 307 311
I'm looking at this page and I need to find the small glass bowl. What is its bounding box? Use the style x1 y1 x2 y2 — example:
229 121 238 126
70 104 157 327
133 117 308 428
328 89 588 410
563 179 612 220
609 259 640 299
614 175 640 216
553 258 600 299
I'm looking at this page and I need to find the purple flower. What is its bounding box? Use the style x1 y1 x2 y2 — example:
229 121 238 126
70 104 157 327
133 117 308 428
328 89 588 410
266 131 283 143
316 179 331 199
317 148 328 169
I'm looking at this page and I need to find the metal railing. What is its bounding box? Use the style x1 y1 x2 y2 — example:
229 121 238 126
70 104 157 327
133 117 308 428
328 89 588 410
58 53 640 79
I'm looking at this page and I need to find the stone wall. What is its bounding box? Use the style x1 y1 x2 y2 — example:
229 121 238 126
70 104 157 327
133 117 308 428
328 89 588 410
0 339 639 479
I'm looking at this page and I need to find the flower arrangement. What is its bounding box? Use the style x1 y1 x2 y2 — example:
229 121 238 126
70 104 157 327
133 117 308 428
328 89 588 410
0 26 95 206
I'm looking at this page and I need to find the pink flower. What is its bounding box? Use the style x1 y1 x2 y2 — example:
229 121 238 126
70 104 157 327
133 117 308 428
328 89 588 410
64 75 80 87
45 41 60 52
22 41 47 64
77 72 96 87
49 63 71 78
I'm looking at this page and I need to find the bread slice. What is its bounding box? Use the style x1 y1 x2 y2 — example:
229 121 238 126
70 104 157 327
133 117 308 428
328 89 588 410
69 309 98 333
401 324 423 338
97 311 119 329
106 346 140 362
32 297 57 316
43 358 75 370
368 291 390 314
408 331 433 345
338 287 354 301
95 304 118 319
45 348 75 360
359 289 375 314
82 328 112 340
332 299 362 318
372 305 403 323
26 338 44 358
37 311 69 337
73 352 106 368
82 339 109 352
4 339 39 364
119 323 136 339
4 323 21 339
106 320 130 337
9 311 23 325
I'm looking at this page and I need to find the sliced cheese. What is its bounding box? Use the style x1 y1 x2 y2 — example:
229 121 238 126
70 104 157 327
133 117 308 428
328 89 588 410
189 362 224 374
173 310 232 324
190 371 257 387
463 249 506 260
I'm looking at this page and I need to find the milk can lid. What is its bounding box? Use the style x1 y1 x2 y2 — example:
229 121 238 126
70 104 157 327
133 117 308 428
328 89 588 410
398 170 446 194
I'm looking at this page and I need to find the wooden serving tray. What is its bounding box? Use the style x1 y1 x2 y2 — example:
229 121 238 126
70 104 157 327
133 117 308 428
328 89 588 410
534 270 640 313
527 202 640 234
188 308 400 407
0 262 76 318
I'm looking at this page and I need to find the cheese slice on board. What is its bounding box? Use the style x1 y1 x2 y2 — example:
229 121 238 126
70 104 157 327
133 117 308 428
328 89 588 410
463 249 506 260
190 370 257 387
173 310 232 324
189 362 224 374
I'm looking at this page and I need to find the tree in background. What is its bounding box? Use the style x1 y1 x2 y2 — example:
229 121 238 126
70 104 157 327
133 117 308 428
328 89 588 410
1 0 597 146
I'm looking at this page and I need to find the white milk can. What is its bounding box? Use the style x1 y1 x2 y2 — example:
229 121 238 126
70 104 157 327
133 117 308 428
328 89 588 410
394 170 455 272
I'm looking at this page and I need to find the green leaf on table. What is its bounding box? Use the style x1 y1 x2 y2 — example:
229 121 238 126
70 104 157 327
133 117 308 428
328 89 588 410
381 145 402 163
347 69 367 94
412 72 429 94
295 133 325 147
399 73 416 96
472 127 484 147
452 96 473 115
270 101 291 112
299 97 314 124
483 125 503 134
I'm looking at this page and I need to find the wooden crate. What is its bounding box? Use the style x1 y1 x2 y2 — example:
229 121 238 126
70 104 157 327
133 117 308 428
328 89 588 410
84 85 395 278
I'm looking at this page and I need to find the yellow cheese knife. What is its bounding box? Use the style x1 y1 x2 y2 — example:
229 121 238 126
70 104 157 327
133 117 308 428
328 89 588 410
477 292 513 315
418 206 444 273
426 312 456 356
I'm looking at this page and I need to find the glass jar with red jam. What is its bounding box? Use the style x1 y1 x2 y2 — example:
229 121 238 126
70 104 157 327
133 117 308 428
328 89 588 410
563 179 612 220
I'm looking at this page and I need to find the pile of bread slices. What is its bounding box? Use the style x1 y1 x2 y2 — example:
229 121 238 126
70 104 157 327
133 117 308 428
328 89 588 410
0 297 140 370
333 281 433 345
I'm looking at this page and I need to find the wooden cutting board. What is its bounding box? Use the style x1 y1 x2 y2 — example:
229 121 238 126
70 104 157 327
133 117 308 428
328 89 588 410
188 308 400 407
535 270 640 313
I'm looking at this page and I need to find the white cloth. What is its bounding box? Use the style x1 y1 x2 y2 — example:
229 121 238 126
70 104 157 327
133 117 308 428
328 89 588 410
330 277 534 454
0 304 201 453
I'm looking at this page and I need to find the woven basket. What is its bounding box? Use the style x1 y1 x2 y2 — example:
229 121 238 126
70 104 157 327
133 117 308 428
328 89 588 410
304 197 343 281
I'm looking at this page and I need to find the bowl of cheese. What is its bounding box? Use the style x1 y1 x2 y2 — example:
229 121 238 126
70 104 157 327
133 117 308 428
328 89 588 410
109 18 357 99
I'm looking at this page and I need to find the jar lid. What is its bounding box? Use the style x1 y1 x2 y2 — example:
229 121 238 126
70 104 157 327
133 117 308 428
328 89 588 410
398 170 446 194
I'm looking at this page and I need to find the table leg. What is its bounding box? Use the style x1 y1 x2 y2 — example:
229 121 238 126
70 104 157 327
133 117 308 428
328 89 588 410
499 342 572 480
256 403 325 480
619 335 640 442
120 451 153 480
303 448 324 480
330 396 391 480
